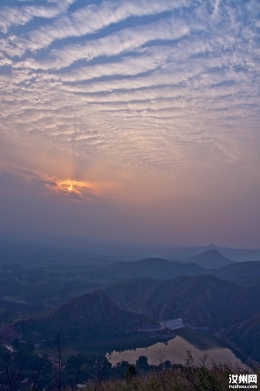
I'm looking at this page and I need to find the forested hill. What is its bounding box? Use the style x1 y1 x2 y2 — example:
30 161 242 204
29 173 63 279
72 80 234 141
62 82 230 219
93 258 207 280
220 314 260 362
92 257 260 284
13 290 159 343
213 260 260 284
103 274 260 329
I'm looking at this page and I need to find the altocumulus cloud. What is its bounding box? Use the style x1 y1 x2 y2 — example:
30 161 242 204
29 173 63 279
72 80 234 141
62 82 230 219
0 0 260 173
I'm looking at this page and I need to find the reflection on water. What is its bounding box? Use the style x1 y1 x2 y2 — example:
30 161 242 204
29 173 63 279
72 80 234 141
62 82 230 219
107 328 246 368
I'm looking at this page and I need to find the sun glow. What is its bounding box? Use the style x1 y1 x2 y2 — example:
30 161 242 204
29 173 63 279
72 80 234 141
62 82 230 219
45 178 99 197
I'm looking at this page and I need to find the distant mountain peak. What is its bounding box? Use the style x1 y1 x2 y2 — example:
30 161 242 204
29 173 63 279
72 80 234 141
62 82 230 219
187 250 234 269
194 249 228 258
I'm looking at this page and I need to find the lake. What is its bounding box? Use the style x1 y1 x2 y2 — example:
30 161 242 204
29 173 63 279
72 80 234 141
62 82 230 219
107 325 247 368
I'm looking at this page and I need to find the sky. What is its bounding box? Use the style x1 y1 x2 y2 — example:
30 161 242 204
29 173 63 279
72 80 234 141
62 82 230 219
0 0 260 248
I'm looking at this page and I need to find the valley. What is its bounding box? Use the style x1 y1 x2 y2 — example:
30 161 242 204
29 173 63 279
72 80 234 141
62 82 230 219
0 242 259 390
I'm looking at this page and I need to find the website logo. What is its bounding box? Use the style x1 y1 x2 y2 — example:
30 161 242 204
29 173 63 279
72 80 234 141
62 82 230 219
229 374 258 389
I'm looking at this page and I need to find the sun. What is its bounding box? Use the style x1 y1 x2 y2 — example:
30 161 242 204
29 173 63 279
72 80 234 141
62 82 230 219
46 178 103 197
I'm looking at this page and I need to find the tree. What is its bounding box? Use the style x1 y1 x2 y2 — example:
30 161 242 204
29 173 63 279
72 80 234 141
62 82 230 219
125 364 137 382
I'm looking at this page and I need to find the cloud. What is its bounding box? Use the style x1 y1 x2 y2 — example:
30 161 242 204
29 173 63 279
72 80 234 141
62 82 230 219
11 0 191 54
13 16 193 70
0 1 75 34
0 157 116 201
46 178 98 197
0 0 260 177
57 50 170 83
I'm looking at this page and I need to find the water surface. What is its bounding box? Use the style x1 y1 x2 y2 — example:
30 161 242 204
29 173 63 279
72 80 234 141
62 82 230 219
107 327 246 368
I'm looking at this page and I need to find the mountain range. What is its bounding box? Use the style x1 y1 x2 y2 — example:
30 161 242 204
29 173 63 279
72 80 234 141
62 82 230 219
93 257 205 280
1 249 260 365
101 271 260 362
183 249 234 269
103 275 260 329
93 252 260 284
213 261 260 284
11 270 258 362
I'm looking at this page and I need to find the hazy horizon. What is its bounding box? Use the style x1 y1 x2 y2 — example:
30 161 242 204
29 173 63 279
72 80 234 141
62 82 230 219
1 0 260 248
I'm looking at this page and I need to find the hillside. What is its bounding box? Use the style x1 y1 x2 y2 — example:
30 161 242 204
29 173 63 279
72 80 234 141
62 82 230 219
94 258 207 280
212 261 260 283
185 250 234 269
220 314 260 362
91 258 260 285
104 275 260 329
12 290 159 344
240 276 260 286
